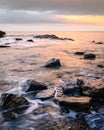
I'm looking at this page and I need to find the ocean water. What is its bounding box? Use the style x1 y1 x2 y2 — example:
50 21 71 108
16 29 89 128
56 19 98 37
0 31 104 129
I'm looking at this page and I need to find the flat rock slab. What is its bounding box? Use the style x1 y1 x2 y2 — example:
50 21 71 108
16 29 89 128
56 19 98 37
54 96 92 111
82 79 104 97
35 88 55 100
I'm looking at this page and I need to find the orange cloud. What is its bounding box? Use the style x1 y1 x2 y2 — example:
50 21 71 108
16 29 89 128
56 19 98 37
56 15 104 24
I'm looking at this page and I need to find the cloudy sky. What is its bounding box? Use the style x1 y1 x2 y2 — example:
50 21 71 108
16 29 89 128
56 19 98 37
0 0 104 31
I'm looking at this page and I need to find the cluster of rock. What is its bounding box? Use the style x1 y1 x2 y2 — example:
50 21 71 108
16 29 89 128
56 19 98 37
34 34 74 41
0 78 104 129
0 31 6 38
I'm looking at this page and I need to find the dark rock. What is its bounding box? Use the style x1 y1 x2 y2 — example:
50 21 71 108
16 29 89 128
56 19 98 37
84 53 96 59
27 39 34 42
92 41 95 43
81 79 104 97
0 93 29 112
35 88 55 100
34 34 74 41
62 81 81 96
15 38 22 41
0 45 10 48
54 96 92 111
0 31 6 38
22 79 47 92
74 52 85 55
96 42 103 44
97 64 104 68
44 58 61 68
84 114 104 130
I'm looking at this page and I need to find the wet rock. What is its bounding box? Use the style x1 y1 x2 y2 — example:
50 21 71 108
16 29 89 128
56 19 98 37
84 53 96 59
0 93 29 112
81 79 104 97
22 79 47 92
0 31 6 38
62 81 81 96
44 58 61 68
27 39 34 42
0 45 10 48
96 42 103 44
35 88 55 100
74 52 85 55
84 114 104 130
97 64 104 68
15 38 22 41
54 96 92 111
34 34 74 41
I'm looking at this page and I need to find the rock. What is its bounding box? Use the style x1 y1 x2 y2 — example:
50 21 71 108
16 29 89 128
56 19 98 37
34 34 74 41
62 81 81 96
15 38 22 41
92 41 95 43
84 114 104 130
44 58 61 68
84 53 96 59
0 31 6 38
0 45 10 48
96 42 103 44
74 52 85 55
35 88 55 100
97 64 104 68
81 80 104 97
22 79 47 92
54 96 92 111
0 93 29 112
27 39 34 42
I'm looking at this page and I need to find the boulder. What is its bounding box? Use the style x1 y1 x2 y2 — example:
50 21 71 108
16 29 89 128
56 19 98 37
74 52 85 55
22 79 47 92
84 114 104 130
0 93 29 112
62 81 81 96
81 80 104 97
54 96 92 111
35 88 55 100
0 31 6 38
27 39 34 42
84 53 96 59
44 58 61 68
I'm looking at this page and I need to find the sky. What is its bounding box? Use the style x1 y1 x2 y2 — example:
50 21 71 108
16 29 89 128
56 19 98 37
0 0 104 31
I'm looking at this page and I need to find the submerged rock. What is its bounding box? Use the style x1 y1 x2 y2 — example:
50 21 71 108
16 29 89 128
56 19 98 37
22 79 47 92
0 31 6 38
96 42 103 44
74 52 85 55
85 114 104 130
0 45 10 48
81 79 104 97
35 88 55 100
27 39 34 42
44 58 61 68
15 38 22 41
0 93 29 112
62 81 81 96
84 53 96 59
54 96 92 111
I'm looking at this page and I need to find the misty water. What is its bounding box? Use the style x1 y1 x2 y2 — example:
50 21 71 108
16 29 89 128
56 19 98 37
0 31 104 129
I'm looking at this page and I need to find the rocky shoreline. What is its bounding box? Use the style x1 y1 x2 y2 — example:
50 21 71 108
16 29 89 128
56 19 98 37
0 31 104 130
